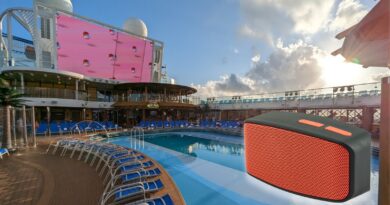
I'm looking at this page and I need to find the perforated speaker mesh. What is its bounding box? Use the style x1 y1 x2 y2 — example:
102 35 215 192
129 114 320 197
244 123 350 200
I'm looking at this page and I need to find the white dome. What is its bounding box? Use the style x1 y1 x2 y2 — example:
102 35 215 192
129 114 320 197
35 0 73 13
123 18 148 37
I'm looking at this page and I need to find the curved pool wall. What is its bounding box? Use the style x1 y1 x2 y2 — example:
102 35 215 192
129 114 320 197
106 131 379 205
109 127 243 138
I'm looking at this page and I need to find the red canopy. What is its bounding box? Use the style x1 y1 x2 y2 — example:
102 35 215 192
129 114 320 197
332 0 389 68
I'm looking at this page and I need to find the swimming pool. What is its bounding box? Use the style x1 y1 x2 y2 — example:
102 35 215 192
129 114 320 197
107 131 379 205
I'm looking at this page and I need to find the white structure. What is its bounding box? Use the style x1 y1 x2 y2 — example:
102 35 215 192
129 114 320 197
123 18 148 37
35 0 73 12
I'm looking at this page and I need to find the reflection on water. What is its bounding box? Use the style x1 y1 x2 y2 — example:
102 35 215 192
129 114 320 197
144 133 245 170
191 142 244 156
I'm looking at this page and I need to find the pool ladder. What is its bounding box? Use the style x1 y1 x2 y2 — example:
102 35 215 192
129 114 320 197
130 127 145 149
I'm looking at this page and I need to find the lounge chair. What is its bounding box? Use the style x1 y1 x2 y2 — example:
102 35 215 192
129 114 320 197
100 155 145 176
95 149 138 171
101 179 164 205
0 148 9 159
104 161 154 183
104 168 162 194
163 121 170 128
121 168 161 183
127 194 174 205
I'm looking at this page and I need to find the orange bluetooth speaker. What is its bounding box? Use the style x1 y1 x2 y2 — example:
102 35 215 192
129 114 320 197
244 111 370 202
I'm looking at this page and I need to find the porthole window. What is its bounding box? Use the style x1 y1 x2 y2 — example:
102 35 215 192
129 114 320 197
108 53 116 61
83 59 90 67
83 31 90 39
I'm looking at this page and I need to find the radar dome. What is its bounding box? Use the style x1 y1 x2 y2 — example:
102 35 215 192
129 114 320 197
35 0 73 13
123 18 148 37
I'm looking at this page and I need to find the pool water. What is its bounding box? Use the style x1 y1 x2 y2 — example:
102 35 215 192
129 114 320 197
108 132 379 205
143 133 245 171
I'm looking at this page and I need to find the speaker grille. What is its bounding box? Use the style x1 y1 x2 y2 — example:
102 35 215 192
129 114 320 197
245 123 350 200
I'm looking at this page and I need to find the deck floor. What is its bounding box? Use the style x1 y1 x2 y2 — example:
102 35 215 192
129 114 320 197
0 144 104 205
0 137 185 205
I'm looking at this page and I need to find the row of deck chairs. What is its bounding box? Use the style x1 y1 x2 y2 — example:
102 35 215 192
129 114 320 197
199 120 241 128
138 120 191 129
46 138 174 205
37 121 121 135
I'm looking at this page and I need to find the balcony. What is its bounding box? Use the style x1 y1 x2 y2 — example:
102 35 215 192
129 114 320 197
17 87 88 101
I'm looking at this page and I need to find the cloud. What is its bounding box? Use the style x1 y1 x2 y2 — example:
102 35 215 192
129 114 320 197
328 0 368 32
239 0 335 44
215 74 254 92
251 55 261 63
247 40 325 92
194 40 325 96
192 74 255 97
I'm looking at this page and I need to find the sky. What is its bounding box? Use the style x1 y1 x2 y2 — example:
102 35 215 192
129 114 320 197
1 0 389 96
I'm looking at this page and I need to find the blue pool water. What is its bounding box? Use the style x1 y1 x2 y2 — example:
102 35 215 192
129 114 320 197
142 132 245 171
107 131 379 205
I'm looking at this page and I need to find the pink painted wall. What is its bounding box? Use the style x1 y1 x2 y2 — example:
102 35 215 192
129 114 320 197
56 13 153 82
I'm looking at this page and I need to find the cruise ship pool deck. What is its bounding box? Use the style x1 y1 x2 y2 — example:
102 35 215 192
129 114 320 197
107 131 380 205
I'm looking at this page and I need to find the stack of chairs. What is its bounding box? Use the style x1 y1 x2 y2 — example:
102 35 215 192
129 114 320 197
36 121 121 136
199 120 241 129
46 138 174 205
199 120 217 128
137 120 191 129
220 120 241 128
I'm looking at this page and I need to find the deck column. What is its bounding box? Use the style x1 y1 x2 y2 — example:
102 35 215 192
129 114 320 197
145 87 148 102
11 108 16 147
22 105 28 147
379 76 390 205
82 108 86 121
46 106 50 136
20 73 24 93
75 80 79 100
31 106 36 147
179 90 182 103
164 88 167 102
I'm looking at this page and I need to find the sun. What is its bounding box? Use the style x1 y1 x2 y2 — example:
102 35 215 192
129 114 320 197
320 55 367 87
